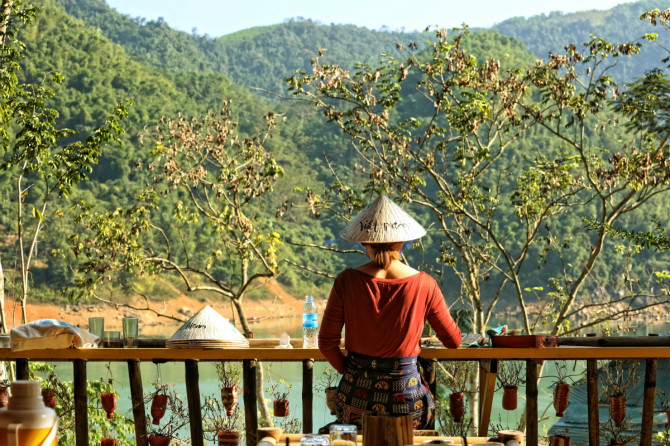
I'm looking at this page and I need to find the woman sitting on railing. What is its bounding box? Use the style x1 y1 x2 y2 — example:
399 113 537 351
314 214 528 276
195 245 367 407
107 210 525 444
318 194 462 431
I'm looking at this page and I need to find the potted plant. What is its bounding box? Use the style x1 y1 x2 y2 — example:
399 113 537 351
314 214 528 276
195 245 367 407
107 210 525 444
600 418 637 446
101 427 117 446
145 382 189 445
99 363 117 419
150 385 169 426
266 365 291 417
496 360 525 411
600 360 640 428
202 394 244 446
549 360 578 417
0 378 10 408
548 428 571 446
438 361 473 423
658 390 670 426
315 366 339 416
216 362 241 417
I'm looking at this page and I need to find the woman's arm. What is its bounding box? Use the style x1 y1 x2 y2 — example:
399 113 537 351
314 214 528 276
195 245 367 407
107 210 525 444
318 278 347 373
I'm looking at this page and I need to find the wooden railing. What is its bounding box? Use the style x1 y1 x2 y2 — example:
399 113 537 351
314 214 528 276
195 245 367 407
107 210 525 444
2 336 670 446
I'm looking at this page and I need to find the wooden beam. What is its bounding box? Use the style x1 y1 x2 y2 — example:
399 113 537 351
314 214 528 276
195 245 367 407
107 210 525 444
244 359 259 446
640 358 657 446
185 359 204 446
586 359 599 445
73 359 88 446
478 359 497 436
15 358 29 379
525 359 538 446
302 359 314 433
127 359 148 446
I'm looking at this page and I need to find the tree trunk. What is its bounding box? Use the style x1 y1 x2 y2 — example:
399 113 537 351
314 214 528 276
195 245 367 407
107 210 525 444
0 259 6 333
232 298 252 336
256 362 273 426
0 0 13 47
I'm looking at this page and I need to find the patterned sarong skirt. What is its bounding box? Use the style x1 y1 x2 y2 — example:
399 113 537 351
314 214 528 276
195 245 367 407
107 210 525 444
334 351 435 429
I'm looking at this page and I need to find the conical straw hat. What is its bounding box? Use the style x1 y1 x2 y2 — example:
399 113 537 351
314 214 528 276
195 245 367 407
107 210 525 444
168 305 248 344
339 195 426 243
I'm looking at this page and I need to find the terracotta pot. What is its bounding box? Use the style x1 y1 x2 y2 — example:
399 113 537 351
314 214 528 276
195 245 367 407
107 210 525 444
0 386 8 408
101 392 117 419
550 435 570 446
151 394 169 425
220 385 239 416
609 394 626 427
101 439 117 446
273 399 290 417
666 409 670 426
553 382 570 417
502 385 518 411
325 387 337 415
42 388 57 409
449 392 465 423
148 435 171 446
218 430 241 446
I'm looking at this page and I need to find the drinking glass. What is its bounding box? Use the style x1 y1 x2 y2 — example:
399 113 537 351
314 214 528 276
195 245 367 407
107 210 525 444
88 317 105 340
122 317 139 348
301 434 330 446
329 425 357 446
103 330 121 348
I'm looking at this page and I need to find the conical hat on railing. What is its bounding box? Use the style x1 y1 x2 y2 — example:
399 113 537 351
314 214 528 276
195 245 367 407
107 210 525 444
167 305 249 348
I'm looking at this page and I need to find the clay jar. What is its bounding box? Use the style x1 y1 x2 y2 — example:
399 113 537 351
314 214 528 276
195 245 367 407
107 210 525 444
218 430 240 446
148 435 171 446
100 393 117 419
449 392 465 423
273 399 289 417
325 387 337 415
553 383 571 417
502 385 518 411
220 386 239 416
150 394 169 425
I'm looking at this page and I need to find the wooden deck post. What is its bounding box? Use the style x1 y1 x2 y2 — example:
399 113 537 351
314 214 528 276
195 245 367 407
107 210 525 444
73 358 88 446
15 358 29 380
640 335 658 446
525 359 538 446
478 358 497 436
302 359 314 433
244 359 258 446
128 359 148 446
185 359 204 446
586 334 599 446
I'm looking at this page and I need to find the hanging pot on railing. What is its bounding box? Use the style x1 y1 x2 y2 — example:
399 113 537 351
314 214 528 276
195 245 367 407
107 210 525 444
0 386 8 408
666 409 670 426
549 435 570 446
609 394 626 427
273 399 290 417
42 388 57 409
151 393 169 425
220 385 239 416
502 385 518 411
218 430 241 446
325 387 338 415
553 382 571 417
148 435 171 446
101 438 117 446
101 392 117 419
449 392 465 422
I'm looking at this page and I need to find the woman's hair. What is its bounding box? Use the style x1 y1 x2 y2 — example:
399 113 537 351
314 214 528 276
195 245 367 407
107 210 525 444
368 243 400 269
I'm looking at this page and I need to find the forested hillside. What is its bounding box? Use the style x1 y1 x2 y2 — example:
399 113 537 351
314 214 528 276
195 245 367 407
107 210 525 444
1 0 668 328
494 0 670 81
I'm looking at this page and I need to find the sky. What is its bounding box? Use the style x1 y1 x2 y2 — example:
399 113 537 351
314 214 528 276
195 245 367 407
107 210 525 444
103 0 631 37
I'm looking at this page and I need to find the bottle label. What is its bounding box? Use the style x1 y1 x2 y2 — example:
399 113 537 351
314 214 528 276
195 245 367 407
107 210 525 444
303 313 318 328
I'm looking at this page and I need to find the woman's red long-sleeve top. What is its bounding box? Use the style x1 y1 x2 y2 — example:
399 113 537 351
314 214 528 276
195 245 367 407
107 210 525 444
318 268 462 373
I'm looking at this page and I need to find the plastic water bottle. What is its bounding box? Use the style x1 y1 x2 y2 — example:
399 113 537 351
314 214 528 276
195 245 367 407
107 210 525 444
302 295 318 348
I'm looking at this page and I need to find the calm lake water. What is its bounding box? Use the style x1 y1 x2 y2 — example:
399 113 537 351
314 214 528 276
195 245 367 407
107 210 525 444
44 314 670 444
